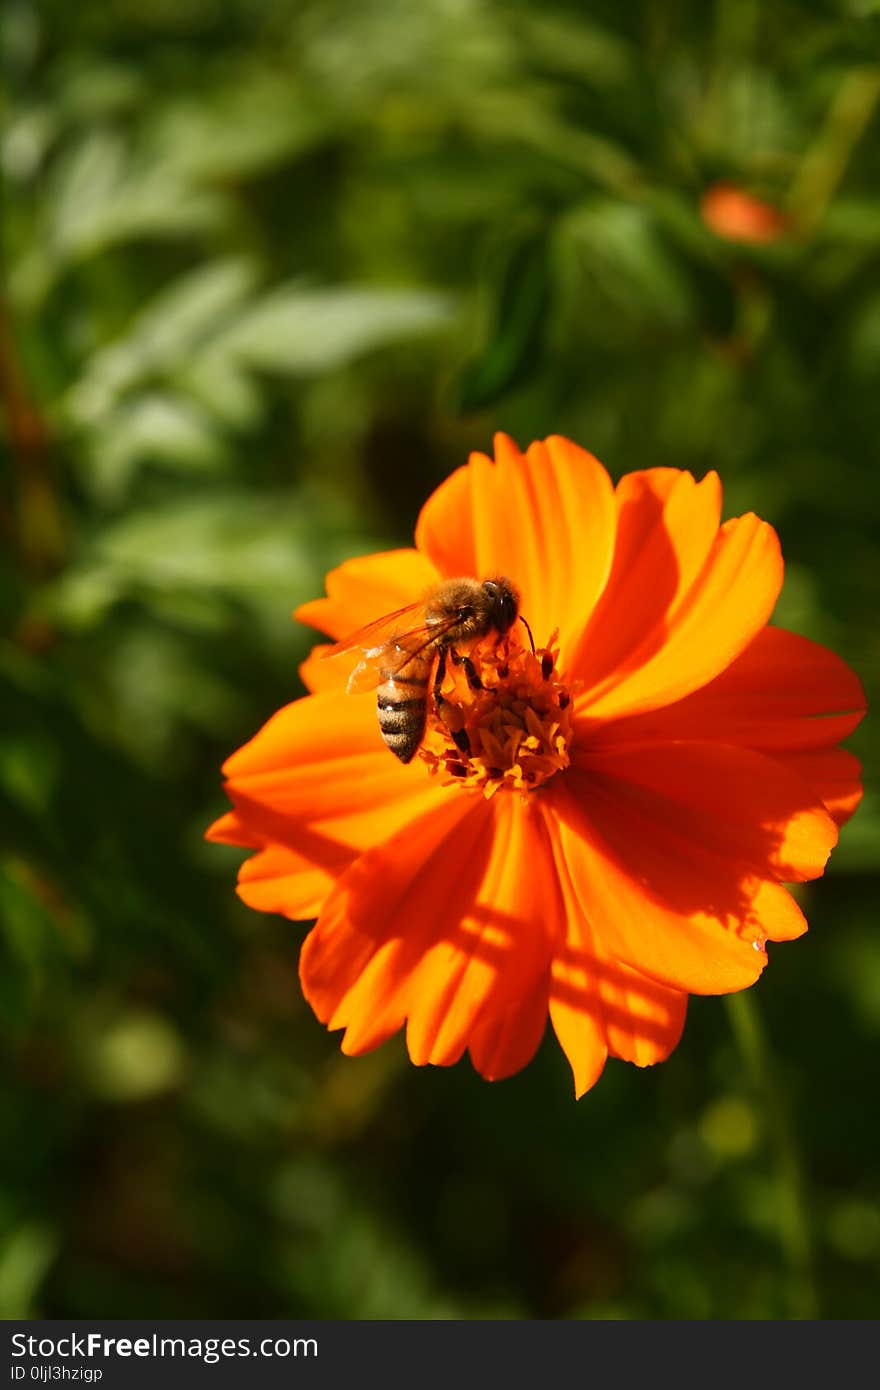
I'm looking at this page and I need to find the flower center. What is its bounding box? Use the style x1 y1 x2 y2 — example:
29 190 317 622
418 630 573 797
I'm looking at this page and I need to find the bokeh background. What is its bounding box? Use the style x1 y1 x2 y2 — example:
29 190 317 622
2 0 878 1320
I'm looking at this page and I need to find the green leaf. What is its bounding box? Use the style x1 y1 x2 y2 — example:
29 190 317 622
46 130 227 263
454 224 554 411
47 491 343 628
0 1225 58 1319
66 258 260 423
153 71 330 182
216 284 456 374
561 199 695 327
82 396 229 504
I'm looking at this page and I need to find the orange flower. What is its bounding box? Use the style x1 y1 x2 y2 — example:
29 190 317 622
207 436 865 1096
700 182 789 244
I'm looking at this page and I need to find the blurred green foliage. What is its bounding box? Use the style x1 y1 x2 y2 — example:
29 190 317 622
1 0 878 1320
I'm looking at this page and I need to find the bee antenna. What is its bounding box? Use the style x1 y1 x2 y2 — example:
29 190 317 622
519 614 536 654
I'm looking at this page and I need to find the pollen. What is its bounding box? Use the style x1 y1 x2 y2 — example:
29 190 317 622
419 630 574 798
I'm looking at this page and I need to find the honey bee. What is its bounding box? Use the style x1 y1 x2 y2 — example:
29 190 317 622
322 576 525 763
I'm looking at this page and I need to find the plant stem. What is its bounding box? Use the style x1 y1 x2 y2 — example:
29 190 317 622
787 66 880 236
724 990 818 1319
0 287 66 575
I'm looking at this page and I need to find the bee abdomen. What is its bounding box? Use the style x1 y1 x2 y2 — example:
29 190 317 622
376 667 430 764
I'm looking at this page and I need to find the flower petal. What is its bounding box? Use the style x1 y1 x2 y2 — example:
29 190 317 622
205 809 262 849
701 183 789 244
236 844 342 920
295 547 440 642
412 455 480 579
415 433 617 653
216 690 447 919
541 807 687 1094
300 794 477 1056
777 747 864 826
300 794 553 1073
295 548 441 693
567 467 721 688
298 642 346 695
576 511 783 722
466 970 550 1083
548 773 806 997
575 741 838 883
592 627 867 752
603 965 688 1069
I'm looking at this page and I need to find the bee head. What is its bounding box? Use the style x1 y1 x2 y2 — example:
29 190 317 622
482 578 519 634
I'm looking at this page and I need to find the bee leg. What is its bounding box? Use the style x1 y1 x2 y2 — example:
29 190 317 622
450 648 484 691
452 726 471 755
433 646 448 710
435 648 472 755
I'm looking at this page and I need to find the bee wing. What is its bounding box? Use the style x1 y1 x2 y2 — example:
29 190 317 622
344 645 420 695
320 600 427 662
320 601 463 695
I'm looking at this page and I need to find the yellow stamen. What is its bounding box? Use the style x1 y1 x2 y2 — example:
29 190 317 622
419 630 574 798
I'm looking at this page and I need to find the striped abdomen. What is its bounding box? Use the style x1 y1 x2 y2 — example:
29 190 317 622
376 644 434 763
